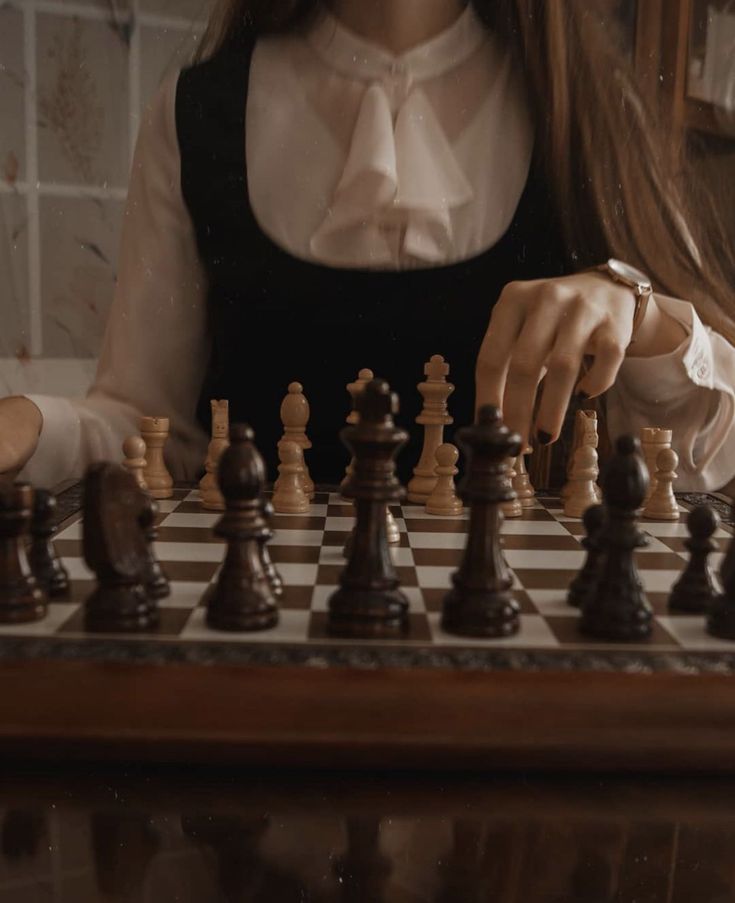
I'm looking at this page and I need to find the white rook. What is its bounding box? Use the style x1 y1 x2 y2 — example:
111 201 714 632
140 415 173 500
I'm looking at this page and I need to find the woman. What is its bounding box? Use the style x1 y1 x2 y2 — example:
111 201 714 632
1 0 734 488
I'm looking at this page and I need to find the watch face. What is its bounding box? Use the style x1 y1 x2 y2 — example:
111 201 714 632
607 258 651 289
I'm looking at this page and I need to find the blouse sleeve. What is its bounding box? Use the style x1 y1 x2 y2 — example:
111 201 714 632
607 293 735 491
23 70 210 488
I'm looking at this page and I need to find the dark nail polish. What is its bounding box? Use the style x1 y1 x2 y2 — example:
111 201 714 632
537 430 553 446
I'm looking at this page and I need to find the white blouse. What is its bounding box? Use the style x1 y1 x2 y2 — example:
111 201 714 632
23 4 735 490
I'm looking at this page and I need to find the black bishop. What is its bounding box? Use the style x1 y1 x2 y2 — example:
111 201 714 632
205 423 279 632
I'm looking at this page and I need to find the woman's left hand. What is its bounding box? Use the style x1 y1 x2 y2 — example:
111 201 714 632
474 271 682 447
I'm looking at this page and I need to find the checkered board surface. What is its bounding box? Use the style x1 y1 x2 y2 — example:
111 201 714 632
3 486 735 662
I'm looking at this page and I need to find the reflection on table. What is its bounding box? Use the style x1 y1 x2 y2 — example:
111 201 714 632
1 767 735 901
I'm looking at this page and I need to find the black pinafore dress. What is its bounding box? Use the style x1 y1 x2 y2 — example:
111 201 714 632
175 32 568 483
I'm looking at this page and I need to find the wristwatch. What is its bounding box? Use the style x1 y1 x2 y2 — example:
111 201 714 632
596 258 653 343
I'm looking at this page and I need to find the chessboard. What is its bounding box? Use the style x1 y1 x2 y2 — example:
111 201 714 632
2 483 735 771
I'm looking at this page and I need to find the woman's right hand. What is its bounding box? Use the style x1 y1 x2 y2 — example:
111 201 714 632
0 397 43 477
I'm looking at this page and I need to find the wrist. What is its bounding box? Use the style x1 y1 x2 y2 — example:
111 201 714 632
625 294 688 358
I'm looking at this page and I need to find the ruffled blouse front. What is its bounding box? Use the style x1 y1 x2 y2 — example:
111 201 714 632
246 3 535 268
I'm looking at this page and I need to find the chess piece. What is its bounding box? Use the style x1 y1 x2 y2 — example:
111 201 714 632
640 426 672 503
580 435 653 641
343 507 400 558
340 368 399 549
561 410 599 501
441 405 522 638
206 424 279 632
121 436 148 492
708 505 735 635
0 482 47 624
272 441 310 514
199 399 229 510
642 447 679 520
407 354 454 503
709 527 735 638
669 504 719 613
567 503 605 608
328 379 410 638
501 457 523 518
279 382 314 498
564 443 600 518
138 494 170 600
426 443 463 516
28 488 69 597
513 446 535 507
83 463 158 632
341 367 374 494
259 499 283 598
385 509 401 543
140 416 174 499
344 509 400 558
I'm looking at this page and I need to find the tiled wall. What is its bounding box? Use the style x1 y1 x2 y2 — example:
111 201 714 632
0 0 208 398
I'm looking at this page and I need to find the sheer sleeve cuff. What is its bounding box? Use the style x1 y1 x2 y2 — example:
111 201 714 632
615 295 714 405
22 395 82 488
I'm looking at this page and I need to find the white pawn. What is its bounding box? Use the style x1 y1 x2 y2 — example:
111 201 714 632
425 444 463 516
513 446 535 508
200 399 229 510
122 435 148 492
386 508 401 544
502 457 523 518
564 443 600 518
341 368 374 495
643 447 680 520
272 441 310 514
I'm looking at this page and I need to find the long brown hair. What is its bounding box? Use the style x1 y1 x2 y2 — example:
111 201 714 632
195 0 735 344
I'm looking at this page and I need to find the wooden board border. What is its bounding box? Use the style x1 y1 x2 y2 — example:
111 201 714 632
1 658 734 771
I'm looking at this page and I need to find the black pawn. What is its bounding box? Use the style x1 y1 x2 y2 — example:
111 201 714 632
441 405 522 638
567 503 605 608
580 435 653 641
0 482 47 623
206 423 279 632
707 521 735 639
259 499 283 598
668 505 719 613
28 488 69 598
138 495 170 600
327 379 410 639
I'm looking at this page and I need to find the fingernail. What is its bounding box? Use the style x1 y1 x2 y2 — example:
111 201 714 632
537 430 553 445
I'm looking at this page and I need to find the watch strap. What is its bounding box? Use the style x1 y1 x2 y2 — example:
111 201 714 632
595 261 653 344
